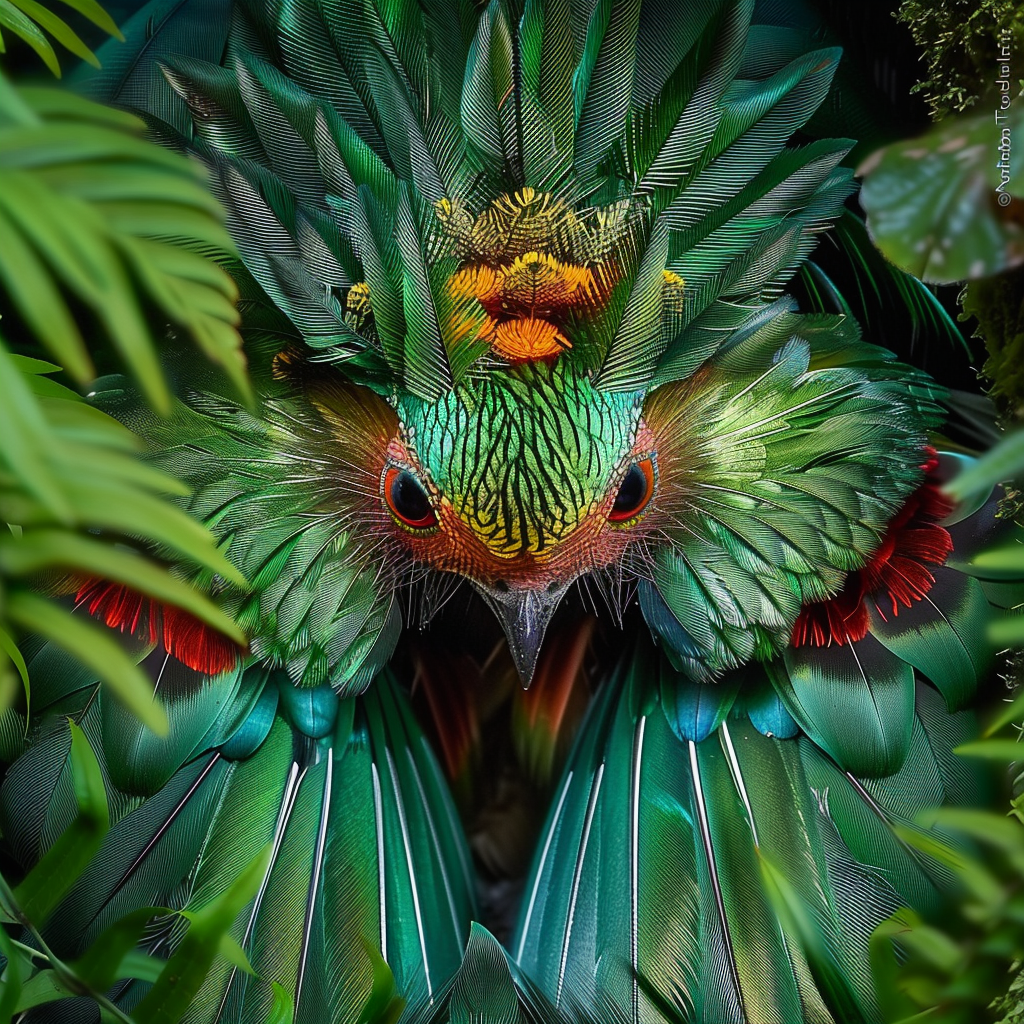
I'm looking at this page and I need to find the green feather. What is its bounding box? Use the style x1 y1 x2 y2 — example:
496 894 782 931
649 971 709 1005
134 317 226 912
774 636 916 778
513 641 984 1022
518 0 576 188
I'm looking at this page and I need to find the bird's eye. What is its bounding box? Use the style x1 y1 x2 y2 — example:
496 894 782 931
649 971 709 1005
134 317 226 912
383 467 438 529
608 456 655 524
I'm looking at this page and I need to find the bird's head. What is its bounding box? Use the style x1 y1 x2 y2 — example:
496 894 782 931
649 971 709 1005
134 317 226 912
380 363 658 681
125 189 941 693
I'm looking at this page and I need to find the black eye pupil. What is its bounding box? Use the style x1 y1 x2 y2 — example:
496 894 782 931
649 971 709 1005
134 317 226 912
614 464 646 514
391 471 432 522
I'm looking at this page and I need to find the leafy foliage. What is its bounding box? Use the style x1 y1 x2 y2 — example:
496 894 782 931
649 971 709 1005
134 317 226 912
962 268 1024 424
872 701 1024 1024
1 6 257 1018
0 75 249 412
0 2 249 724
0 346 246 730
0 0 121 77
895 0 1024 120
858 101 1024 283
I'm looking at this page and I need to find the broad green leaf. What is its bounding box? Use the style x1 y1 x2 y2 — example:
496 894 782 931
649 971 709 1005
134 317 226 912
12 720 109 924
115 950 166 984
990 614 1024 647
70 907 165 991
8 0 98 67
859 103 1024 283
14 86 135 127
12 969 73 1012
267 982 295 1024
973 544 1024 572
871 912 921 1023
954 739 1024 763
132 847 270 1024
0 926 29 1021
943 428 1024 502
6 592 167 734
0 532 244 642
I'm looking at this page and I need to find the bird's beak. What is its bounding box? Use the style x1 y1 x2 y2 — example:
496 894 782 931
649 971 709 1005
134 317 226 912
471 581 570 687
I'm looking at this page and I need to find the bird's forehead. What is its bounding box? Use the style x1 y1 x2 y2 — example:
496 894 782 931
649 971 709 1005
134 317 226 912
397 367 643 553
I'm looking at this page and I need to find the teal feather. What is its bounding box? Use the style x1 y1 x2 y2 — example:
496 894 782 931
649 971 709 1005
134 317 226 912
867 568 992 714
513 641 984 1022
73 0 232 133
395 184 454 399
277 679 339 738
350 183 406 371
773 636 917 778
593 222 669 392
742 676 799 740
3 669 474 1021
461 1 518 180
100 657 253 795
660 659 740 743
220 676 279 759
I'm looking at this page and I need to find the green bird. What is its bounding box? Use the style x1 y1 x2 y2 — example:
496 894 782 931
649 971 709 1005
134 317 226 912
3 0 1022 1021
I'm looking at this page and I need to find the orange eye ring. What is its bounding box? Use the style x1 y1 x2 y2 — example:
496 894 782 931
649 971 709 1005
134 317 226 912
608 456 656 524
383 466 438 530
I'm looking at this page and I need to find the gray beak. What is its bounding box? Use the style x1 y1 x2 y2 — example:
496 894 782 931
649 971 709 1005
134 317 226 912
472 581 570 686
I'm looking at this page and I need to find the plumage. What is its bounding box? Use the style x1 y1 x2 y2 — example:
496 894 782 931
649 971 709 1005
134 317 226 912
4 1 1023 1022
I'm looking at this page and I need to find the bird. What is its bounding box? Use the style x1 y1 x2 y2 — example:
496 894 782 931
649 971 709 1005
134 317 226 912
2 0 1022 1021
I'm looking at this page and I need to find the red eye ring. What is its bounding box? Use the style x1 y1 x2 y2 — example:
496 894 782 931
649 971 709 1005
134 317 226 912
383 466 438 530
608 456 656 524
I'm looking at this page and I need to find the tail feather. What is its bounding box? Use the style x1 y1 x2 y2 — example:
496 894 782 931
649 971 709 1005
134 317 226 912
512 645 984 1023
2 652 475 1022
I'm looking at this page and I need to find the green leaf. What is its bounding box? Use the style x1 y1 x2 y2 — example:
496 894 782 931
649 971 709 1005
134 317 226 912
953 739 1024 763
0 339 73 520
70 907 166 991
357 939 404 1024
0 82 248 407
859 103 1024 283
12 720 109 925
6 592 167 734
872 911 923 1023
0 925 29 1021
0 624 29 714
266 982 295 1024
983 689 1024 737
0 531 244 643
990 613 1024 647
48 0 121 38
973 543 1024 572
0 0 60 75
115 950 166 984
7 0 99 67
0 219 90 378
943 428 1024 502
132 846 270 1024
11 969 74 1012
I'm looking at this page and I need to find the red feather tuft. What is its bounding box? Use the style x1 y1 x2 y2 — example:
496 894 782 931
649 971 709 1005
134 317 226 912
76 579 240 675
792 451 954 648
